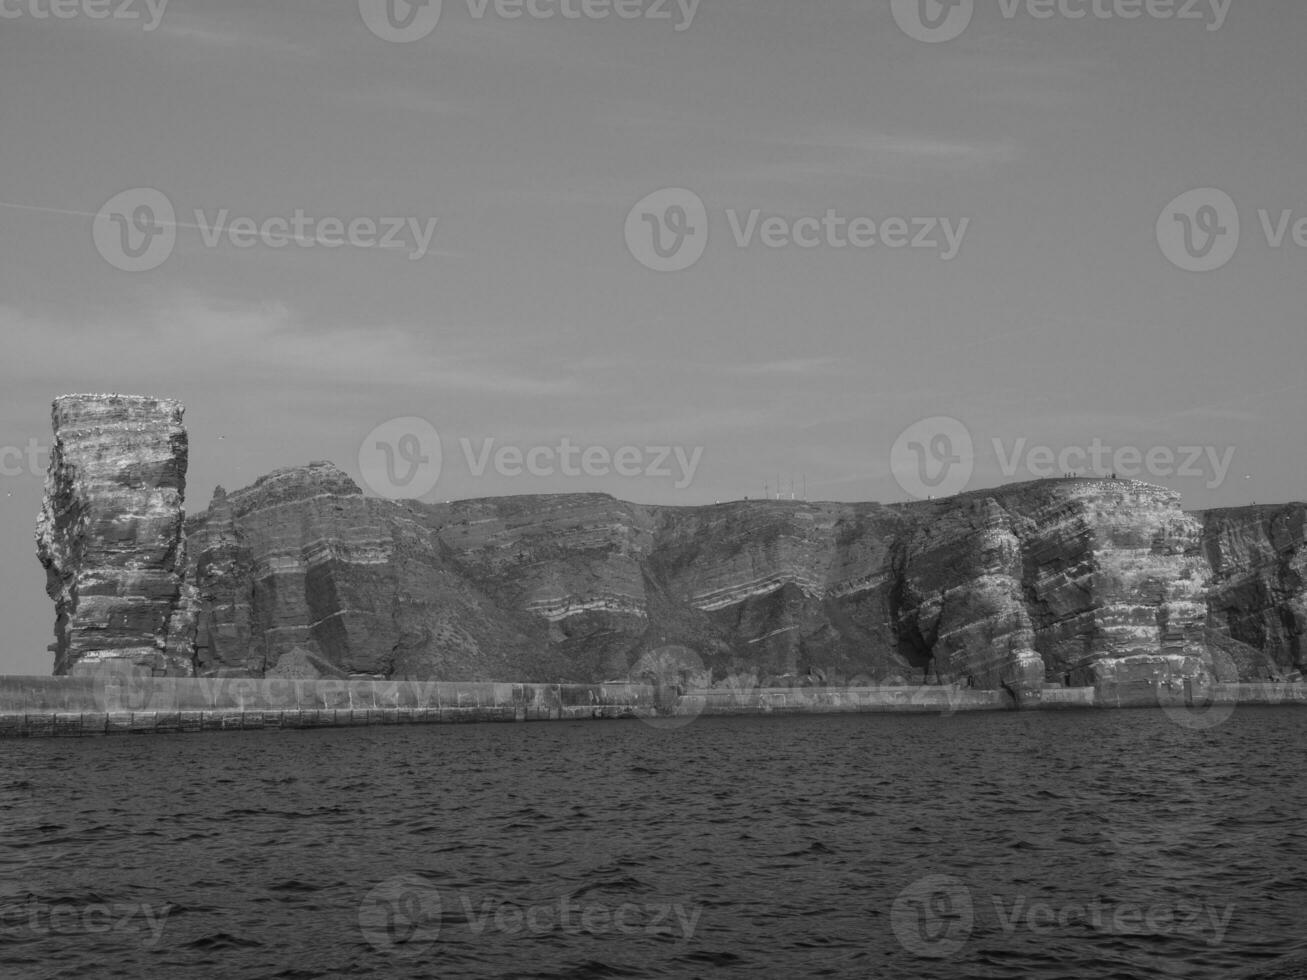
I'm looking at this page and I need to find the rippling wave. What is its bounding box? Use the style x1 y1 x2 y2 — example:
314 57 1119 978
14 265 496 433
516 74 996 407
1 708 1304 978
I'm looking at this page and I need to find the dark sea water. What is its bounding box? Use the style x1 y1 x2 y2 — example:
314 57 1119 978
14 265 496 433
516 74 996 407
2 708 1306 979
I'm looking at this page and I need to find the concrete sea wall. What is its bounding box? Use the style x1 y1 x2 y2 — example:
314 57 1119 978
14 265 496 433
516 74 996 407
1094 678 1307 710
0 675 1015 736
0 676 653 736
0 674 1302 737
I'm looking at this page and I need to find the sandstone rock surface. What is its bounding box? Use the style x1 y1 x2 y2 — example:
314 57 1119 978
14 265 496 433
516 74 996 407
37 397 1306 692
179 468 1307 693
891 482 1215 700
1201 504 1306 677
35 395 190 675
184 464 558 680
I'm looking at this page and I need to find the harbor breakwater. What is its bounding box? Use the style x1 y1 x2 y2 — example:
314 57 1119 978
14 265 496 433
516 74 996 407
1 674 1303 737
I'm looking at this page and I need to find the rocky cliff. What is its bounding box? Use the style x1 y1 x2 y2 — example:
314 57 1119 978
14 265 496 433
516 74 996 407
184 463 561 681
36 397 1306 692
176 464 1304 695
890 482 1217 697
35 395 191 676
1201 505 1306 677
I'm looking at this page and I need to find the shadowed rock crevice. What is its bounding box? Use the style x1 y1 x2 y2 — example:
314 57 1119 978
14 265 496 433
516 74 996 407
1202 505 1306 678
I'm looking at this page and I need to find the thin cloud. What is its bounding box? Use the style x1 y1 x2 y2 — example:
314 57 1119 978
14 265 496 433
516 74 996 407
506 405 792 446
0 298 577 399
721 357 845 377
340 88 471 117
0 200 102 220
806 128 1021 168
724 128 1020 188
152 22 320 58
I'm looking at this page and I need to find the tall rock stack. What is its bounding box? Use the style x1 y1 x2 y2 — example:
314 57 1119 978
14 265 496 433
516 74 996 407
35 394 191 676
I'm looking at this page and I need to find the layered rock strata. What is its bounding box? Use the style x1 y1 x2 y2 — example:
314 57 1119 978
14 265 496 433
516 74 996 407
890 483 1214 700
184 465 559 680
36 397 1306 693
176 466 1306 694
1201 505 1306 678
35 395 190 675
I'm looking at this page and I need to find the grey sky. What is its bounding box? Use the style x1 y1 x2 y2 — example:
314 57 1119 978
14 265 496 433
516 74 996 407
1 0 1303 673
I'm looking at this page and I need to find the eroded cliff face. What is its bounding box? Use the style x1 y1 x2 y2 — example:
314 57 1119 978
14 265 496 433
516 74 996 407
184 464 559 680
35 395 190 676
643 501 909 685
890 482 1215 699
37 397 1306 689
1201 505 1306 677
177 464 1307 692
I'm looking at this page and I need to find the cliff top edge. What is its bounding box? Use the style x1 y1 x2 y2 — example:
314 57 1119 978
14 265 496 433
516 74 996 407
54 393 182 407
